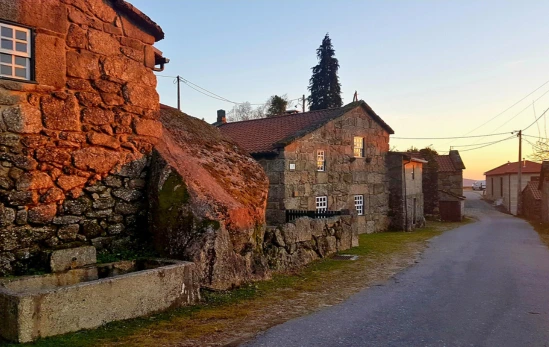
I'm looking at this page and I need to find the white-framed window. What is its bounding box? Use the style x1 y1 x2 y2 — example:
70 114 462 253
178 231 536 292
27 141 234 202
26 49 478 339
354 195 364 215
353 137 364 157
316 150 325 171
316 196 327 213
0 22 31 80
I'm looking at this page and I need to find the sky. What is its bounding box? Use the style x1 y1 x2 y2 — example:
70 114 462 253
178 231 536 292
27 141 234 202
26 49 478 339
131 0 549 180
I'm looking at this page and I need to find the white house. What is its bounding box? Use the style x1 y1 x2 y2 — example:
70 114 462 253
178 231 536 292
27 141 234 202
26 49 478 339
484 160 541 215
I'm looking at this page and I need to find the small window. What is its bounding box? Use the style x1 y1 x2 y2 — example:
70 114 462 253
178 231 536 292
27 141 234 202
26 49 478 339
353 137 364 157
412 165 415 180
316 150 325 171
0 22 31 80
316 196 327 213
354 195 364 215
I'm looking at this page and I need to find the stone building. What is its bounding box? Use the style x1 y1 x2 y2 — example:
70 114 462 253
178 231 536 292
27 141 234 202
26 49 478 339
485 160 541 215
437 150 466 197
0 0 168 275
411 149 465 217
218 100 394 234
522 178 541 221
386 152 426 231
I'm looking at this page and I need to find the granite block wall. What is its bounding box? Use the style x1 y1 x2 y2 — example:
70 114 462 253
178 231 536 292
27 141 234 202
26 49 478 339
0 0 162 275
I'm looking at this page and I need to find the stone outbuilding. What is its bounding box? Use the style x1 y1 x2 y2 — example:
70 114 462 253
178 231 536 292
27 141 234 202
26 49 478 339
485 160 541 215
522 179 541 221
538 161 549 223
0 0 168 275
218 100 394 234
386 152 426 231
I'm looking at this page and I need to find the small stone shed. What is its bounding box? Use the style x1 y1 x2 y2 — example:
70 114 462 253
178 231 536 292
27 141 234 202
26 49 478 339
218 100 394 234
0 0 167 275
438 189 465 222
386 152 426 231
522 179 541 221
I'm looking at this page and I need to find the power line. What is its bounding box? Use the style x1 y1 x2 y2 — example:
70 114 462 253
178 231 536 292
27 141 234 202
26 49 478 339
391 132 513 140
458 135 516 152
156 74 301 106
458 78 549 137
523 105 549 132
491 89 549 132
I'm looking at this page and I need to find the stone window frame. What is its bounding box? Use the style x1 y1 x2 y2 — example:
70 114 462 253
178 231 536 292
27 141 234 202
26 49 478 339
354 195 364 215
353 137 364 157
316 150 325 171
0 20 33 81
316 196 327 213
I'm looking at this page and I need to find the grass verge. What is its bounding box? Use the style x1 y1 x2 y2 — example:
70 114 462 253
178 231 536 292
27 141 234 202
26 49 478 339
527 220 549 248
5 218 472 347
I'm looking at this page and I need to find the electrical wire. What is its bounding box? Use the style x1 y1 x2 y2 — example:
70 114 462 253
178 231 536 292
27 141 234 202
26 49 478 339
458 135 517 152
391 132 514 140
523 106 549 132
458 78 549 137
491 89 549 132
156 74 301 106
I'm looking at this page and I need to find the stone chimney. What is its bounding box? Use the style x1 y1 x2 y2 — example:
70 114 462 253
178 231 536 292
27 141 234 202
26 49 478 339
217 110 226 124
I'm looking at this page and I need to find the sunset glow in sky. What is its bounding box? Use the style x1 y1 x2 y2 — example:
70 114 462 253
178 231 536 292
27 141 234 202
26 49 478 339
131 0 549 180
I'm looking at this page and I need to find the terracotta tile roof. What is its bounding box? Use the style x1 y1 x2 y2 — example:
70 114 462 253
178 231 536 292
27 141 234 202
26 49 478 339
524 181 542 200
408 152 464 172
436 155 458 172
218 101 393 155
484 160 541 176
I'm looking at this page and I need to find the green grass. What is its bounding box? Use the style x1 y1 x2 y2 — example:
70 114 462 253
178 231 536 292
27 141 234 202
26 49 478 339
3 219 471 347
527 220 549 248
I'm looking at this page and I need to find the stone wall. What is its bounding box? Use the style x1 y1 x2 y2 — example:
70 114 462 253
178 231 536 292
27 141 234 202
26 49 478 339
0 0 162 275
439 171 463 197
263 215 358 270
260 106 390 234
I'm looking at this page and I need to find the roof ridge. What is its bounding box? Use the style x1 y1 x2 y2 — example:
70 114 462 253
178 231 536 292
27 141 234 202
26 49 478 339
220 105 349 126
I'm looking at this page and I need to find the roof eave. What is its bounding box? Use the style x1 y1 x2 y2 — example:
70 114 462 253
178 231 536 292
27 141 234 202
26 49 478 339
110 0 164 41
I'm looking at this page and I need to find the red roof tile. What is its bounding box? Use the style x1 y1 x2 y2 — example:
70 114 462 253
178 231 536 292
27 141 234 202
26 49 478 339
436 155 457 172
524 181 542 200
218 101 393 154
484 161 541 176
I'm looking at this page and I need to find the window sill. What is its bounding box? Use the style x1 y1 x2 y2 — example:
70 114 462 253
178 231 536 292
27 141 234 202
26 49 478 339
0 76 37 84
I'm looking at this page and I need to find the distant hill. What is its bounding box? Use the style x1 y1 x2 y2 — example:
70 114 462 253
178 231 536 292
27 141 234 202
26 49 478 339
463 178 476 188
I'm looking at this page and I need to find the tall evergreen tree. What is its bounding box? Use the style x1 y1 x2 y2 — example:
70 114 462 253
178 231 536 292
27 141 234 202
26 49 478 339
266 95 288 116
307 33 342 111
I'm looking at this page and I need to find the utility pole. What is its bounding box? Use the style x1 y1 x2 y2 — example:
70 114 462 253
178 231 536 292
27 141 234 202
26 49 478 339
302 94 305 113
517 130 522 215
176 75 181 111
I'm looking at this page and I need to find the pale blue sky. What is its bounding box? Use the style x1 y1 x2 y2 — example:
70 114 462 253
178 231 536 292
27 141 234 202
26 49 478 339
131 1 549 179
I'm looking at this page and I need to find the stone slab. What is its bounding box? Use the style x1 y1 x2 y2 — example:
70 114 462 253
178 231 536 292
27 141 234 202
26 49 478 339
49 246 96 272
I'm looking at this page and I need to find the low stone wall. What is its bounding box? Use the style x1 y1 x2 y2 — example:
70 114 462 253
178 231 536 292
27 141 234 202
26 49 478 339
263 215 358 271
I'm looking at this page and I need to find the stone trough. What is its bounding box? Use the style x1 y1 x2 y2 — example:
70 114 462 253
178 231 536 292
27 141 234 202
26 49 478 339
0 247 200 343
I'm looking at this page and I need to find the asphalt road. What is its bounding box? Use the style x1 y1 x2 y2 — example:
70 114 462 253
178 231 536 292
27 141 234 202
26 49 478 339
245 191 549 347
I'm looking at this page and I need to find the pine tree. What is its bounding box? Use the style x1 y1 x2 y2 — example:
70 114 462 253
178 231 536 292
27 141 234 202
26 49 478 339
266 95 288 116
307 33 342 111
